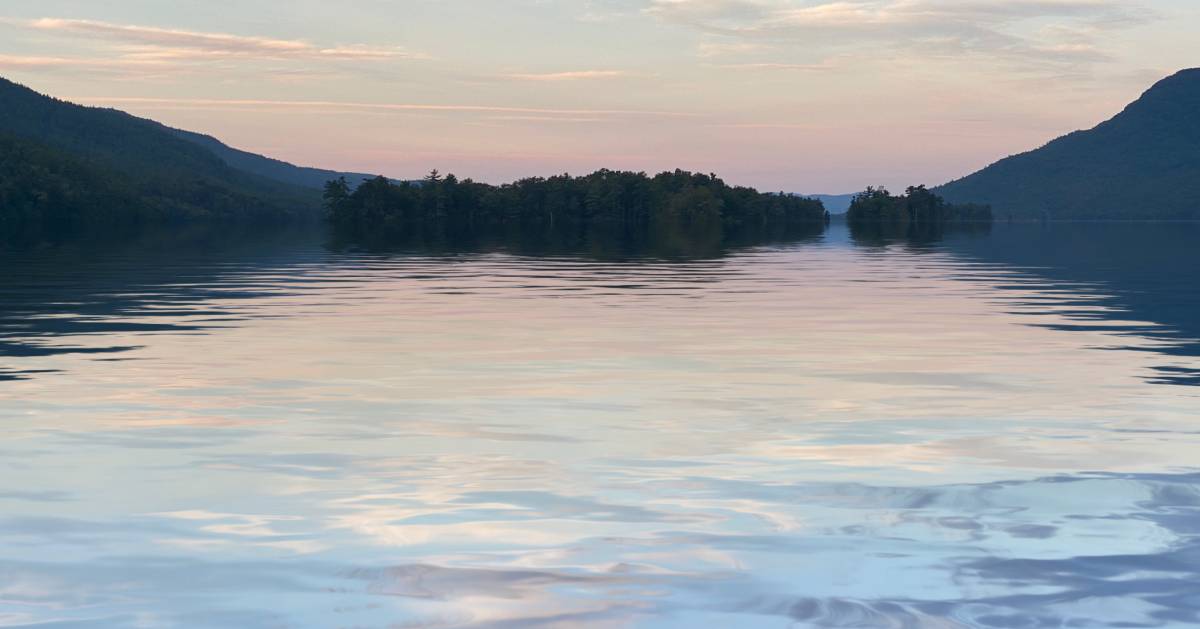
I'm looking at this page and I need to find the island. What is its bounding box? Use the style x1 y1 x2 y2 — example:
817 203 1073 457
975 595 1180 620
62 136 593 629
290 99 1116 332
322 169 828 247
846 185 992 224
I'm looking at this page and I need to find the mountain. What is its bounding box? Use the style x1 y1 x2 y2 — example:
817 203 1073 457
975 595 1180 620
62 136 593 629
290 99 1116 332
937 69 1200 220
167 128 378 190
0 75 324 229
0 77 317 212
804 194 855 214
1 131 150 243
0 77 387 241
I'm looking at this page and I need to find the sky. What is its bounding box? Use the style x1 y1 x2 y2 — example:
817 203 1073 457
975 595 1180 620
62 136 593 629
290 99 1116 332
0 1 1197 193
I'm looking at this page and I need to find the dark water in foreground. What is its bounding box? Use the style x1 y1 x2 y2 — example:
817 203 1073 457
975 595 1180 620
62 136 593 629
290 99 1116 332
0 222 1198 628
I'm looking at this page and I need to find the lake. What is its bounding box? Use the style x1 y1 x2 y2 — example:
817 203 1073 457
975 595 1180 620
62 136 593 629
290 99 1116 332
1 221 1198 628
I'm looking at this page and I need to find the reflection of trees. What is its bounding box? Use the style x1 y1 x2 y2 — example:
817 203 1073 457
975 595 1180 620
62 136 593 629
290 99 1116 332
847 218 993 250
328 218 826 261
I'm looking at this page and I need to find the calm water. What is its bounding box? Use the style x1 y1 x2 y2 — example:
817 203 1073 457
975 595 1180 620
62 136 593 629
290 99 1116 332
1 222 1198 628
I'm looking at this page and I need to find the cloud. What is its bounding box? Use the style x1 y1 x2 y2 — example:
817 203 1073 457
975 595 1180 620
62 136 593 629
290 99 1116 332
1027 42 1113 63
0 54 100 69
645 0 1150 70
27 18 310 53
505 70 630 81
646 0 1139 30
0 53 168 73
711 61 832 71
486 115 608 123
7 17 426 63
716 122 820 129
579 0 649 22
67 96 697 119
696 41 770 58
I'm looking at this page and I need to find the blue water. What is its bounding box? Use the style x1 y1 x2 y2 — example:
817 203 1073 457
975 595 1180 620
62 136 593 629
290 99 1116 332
1 222 1198 628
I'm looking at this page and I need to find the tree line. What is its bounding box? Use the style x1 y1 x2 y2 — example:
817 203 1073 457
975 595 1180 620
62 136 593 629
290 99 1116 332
323 169 829 244
846 185 992 224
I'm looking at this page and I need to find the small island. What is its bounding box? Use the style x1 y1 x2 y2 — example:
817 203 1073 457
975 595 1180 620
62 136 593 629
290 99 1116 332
847 185 992 224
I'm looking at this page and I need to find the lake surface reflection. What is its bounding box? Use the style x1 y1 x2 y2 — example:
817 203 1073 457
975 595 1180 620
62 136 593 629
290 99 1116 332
1 223 1198 628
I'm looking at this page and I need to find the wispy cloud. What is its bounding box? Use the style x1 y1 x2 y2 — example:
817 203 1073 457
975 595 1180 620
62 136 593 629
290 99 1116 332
696 41 769 58
486 115 608 123
5 17 427 63
0 54 100 69
27 18 311 53
579 0 648 22
0 53 167 72
645 0 1151 70
69 96 697 119
716 122 820 129
711 61 832 71
646 0 1142 30
504 70 630 81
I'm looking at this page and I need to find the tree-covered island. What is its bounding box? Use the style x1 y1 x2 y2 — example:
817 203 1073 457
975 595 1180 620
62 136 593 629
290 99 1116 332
846 185 992 224
323 169 828 242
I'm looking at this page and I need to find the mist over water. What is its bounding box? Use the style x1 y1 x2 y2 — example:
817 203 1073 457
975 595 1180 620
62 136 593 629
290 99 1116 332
1 222 1198 628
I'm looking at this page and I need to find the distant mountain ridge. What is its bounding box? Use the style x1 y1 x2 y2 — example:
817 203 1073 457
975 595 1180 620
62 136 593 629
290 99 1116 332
804 194 855 214
937 69 1200 219
0 77 308 220
0 77 385 209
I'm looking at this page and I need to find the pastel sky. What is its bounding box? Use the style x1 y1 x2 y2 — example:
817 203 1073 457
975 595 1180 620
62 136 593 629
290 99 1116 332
1 0 1197 192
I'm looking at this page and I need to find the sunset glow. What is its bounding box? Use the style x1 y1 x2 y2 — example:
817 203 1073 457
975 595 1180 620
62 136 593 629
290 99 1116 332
2 1 1196 191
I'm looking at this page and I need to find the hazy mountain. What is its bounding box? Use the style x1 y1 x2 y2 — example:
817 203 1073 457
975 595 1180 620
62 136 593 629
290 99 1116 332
937 69 1200 220
804 194 855 214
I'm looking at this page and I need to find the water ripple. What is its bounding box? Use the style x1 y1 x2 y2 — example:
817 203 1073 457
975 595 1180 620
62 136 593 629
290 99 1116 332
0 224 1198 627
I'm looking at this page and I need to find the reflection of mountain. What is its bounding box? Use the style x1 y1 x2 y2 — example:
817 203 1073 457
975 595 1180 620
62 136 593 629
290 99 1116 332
842 221 1200 386
942 223 1200 385
0 226 326 381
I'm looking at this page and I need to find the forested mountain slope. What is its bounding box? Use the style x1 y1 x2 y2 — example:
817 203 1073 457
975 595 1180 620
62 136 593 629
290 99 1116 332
937 69 1200 219
0 77 318 227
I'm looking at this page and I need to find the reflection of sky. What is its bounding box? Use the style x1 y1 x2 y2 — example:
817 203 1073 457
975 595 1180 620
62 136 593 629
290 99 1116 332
0 225 1198 627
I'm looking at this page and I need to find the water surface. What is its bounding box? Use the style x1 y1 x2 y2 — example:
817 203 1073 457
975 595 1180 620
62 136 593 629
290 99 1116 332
1 223 1198 628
